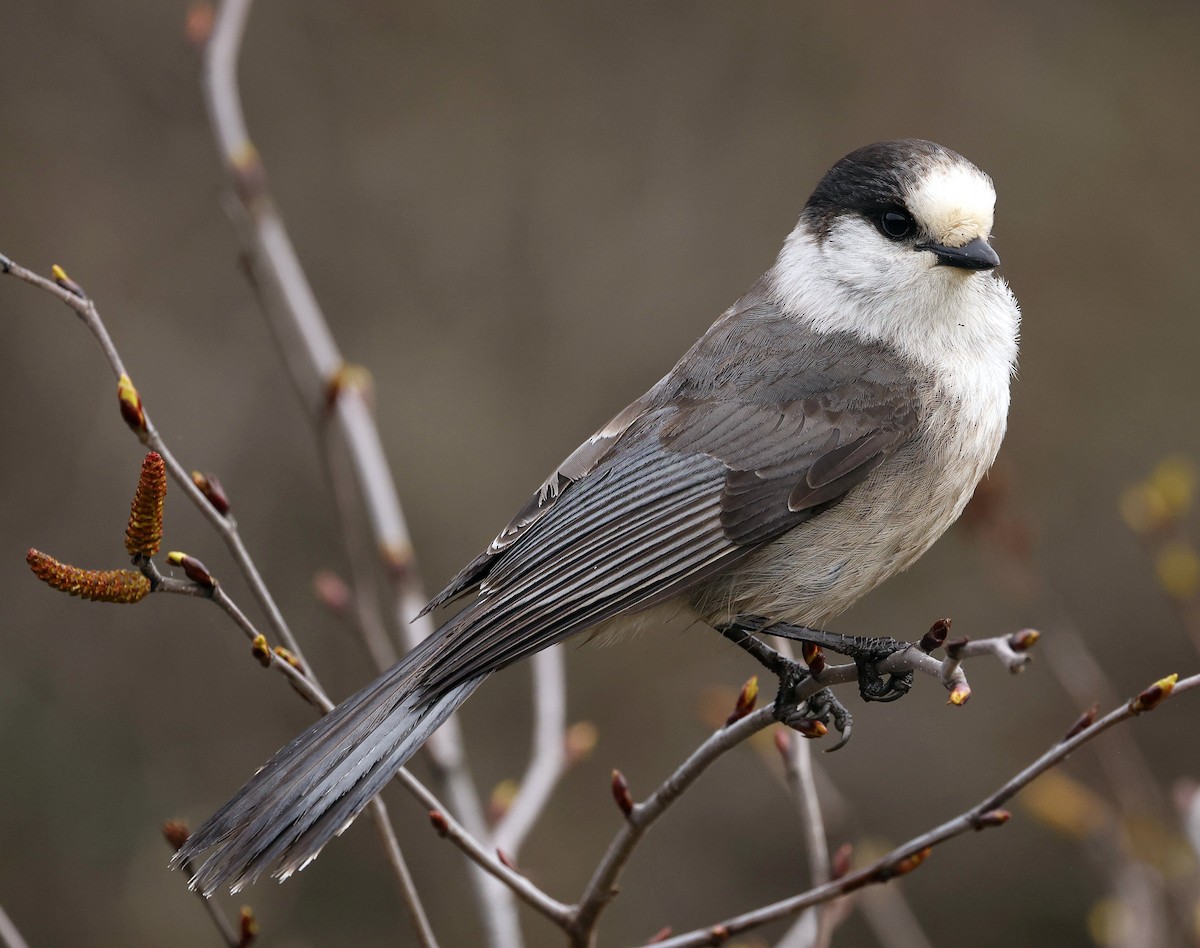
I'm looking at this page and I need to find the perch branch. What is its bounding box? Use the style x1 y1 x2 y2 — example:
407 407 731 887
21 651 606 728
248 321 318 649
568 628 1040 943
646 671 1199 947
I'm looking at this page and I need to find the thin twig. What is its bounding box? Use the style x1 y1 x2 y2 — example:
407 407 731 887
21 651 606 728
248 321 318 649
367 801 440 948
774 637 834 948
199 4 516 941
398 771 575 926
783 736 834 948
568 629 1034 944
323 442 401 672
0 260 449 938
969 498 1197 939
0 254 308 670
0 904 30 948
570 708 776 943
168 845 241 947
149 574 437 946
494 646 569 856
646 672 1200 947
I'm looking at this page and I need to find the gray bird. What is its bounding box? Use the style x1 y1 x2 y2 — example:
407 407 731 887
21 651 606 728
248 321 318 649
176 139 1020 894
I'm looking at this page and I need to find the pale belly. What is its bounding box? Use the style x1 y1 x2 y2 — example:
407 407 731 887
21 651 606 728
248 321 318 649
687 395 1006 629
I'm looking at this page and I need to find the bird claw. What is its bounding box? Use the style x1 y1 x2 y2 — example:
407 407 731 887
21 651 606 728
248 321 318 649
854 653 913 703
804 687 854 751
773 669 854 750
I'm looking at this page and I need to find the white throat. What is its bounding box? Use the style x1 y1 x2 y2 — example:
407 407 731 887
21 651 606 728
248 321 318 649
770 221 1020 383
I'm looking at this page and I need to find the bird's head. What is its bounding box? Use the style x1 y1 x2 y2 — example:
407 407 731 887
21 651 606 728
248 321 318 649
773 139 1016 366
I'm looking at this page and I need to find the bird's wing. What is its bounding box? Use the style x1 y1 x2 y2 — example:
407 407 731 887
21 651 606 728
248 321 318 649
418 373 920 693
420 393 652 615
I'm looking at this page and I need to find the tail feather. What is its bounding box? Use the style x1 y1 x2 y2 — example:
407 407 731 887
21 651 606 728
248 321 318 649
173 631 485 895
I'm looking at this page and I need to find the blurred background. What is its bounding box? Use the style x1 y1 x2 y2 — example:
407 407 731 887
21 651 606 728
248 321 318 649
2 1 1199 946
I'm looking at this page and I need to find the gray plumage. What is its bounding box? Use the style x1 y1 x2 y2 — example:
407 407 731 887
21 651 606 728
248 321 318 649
175 139 1020 894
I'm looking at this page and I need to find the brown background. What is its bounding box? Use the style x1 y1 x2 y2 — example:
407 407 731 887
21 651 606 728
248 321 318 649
2 2 1199 946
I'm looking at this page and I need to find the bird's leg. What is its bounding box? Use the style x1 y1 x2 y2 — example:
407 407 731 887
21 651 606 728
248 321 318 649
743 617 914 703
717 620 853 749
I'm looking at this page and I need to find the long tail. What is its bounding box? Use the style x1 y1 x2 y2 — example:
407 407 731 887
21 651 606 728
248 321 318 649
173 630 485 895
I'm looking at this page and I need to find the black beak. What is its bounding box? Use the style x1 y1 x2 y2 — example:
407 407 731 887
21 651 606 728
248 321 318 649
921 236 1000 271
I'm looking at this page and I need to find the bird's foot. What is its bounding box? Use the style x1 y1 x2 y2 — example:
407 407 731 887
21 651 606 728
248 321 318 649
717 619 853 749
774 669 854 752
732 617 915 705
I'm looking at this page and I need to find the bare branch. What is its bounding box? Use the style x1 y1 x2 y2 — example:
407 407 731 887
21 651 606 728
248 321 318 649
366 801 440 948
568 626 1038 943
151 571 436 944
780 734 834 948
0 255 308 671
0 904 30 948
404 775 575 926
163 822 241 948
0 263 446 942
570 707 776 942
199 3 517 940
494 646 569 856
646 671 1200 947
774 637 834 948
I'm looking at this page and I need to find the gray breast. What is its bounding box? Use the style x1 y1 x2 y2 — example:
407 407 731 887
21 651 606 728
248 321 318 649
689 373 1007 628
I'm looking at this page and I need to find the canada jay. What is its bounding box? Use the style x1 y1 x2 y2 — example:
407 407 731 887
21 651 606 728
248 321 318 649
177 139 1020 893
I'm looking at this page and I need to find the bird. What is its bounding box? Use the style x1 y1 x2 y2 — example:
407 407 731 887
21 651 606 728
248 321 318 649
175 138 1020 894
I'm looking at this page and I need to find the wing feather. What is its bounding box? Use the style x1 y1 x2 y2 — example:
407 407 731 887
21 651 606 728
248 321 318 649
418 302 925 692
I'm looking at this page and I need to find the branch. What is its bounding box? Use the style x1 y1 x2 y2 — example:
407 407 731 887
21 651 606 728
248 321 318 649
567 626 1037 943
163 821 242 948
1 256 449 936
151 570 437 947
366 802 440 948
773 637 835 948
646 671 1199 947
779 731 835 948
0 255 308 671
0 904 30 948
570 707 775 942
494 646 569 856
404 775 575 926
198 4 518 941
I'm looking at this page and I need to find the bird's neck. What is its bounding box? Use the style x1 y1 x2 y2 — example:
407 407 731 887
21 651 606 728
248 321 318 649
769 227 1020 385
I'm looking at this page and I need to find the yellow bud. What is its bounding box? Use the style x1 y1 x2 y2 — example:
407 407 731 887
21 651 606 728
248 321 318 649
726 675 759 725
117 373 147 436
251 634 271 668
1132 673 1178 713
272 646 302 671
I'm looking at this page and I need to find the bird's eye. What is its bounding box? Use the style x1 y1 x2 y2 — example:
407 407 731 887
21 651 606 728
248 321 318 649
878 209 916 240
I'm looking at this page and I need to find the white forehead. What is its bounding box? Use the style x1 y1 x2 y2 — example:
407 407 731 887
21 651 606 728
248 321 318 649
905 160 996 245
